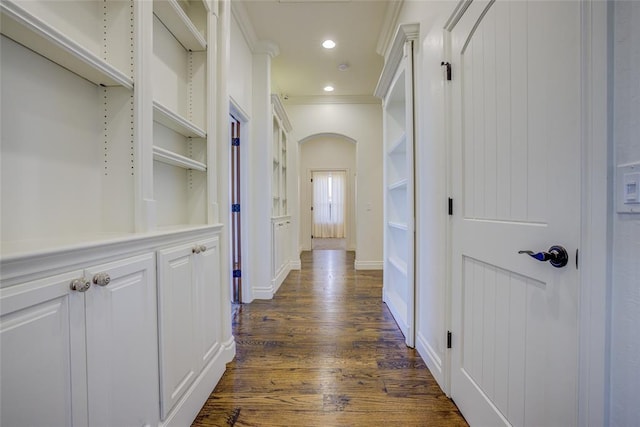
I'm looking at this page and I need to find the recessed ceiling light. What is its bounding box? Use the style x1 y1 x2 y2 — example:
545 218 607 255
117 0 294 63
322 40 336 49
324 85 334 92
338 63 349 71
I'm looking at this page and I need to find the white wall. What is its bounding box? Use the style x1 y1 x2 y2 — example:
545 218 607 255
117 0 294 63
299 136 357 251
286 103 383 268
230 8 299 301
610 2 640 425
229 14 252 114
391 0 454 390
228 12 254 302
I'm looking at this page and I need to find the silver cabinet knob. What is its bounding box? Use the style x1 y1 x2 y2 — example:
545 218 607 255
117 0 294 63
199 245 207 253
192 246 201 254
70 278 91 292
92 272 111 287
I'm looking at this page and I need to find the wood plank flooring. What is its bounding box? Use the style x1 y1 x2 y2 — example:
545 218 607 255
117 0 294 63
193 250 468 427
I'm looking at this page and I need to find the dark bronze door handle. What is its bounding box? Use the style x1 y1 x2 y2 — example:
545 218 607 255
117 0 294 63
518 245 569 268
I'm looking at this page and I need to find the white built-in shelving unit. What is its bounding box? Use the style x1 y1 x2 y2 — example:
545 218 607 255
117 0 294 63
0 0 219 256
0 1 233 426
270 94 292 293
152 0 211 230
271 94 291 217
1 0 136 253
375 23 419 348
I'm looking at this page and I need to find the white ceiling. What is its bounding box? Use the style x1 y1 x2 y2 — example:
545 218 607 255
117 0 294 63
237 0 400 102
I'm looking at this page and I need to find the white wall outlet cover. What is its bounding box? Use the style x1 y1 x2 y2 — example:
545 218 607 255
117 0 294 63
617 163 640 213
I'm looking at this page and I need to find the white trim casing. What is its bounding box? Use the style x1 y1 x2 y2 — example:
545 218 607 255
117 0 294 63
578 1 609 425
374 23 419 99
354 260 383 270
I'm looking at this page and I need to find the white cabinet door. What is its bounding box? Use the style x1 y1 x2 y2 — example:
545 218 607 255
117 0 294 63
282 221 290 268
1 255 158 427
276 222 283 275
272 220 287 279
272 221 280 278
0 271 88 427
195 237 221 367
85 254 158 427
157 236 223 419
157 243 199 419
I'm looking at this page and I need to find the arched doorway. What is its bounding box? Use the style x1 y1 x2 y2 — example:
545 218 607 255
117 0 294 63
299 133 356 252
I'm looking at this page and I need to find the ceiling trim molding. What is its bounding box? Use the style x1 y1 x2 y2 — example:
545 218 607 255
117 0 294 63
271 94 293 131
376 0 404 57
231 1 279 57
254 40 280 58
283 95 381 105
230 0 257 50
374 23 419 99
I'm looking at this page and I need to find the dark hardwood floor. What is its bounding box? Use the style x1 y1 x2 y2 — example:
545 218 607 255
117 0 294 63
193 250 468 426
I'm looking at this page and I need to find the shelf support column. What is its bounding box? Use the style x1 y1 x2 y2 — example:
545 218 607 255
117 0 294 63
216 0 233 346
134 0 156 232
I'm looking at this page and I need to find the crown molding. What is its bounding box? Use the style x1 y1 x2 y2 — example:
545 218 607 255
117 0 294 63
230 1 279 57
374 23 419 99
271 94 292 131
376 0 404 57
230 0 257 49
254 40 280 58
283 95 381 105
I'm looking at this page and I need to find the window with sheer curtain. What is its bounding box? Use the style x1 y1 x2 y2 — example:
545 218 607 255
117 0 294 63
312 171 346 238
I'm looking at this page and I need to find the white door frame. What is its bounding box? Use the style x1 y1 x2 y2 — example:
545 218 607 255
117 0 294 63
230 97 251 303
441 0 609 424
576 1 609 425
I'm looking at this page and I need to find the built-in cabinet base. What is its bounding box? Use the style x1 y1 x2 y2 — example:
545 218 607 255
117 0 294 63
271 217 292 294
0 226 233 427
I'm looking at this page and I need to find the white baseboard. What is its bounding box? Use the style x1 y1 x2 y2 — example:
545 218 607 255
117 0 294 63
384 290 410 340
272 264 290 294
161 339 235 427
354 260 383 270
252 286 274 300
253 264 292 300
290 259 301 270
416 331 445 391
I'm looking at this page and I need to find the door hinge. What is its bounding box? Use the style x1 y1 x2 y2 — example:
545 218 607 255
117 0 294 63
232 137 240 146
576 248 579 269
233 269 241 278
448 198 453 216
447 331 452 349
441 61 452 81
232 204 240 212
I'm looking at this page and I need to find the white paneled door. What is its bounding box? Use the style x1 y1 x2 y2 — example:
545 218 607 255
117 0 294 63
449 1 581 426
84 254 158 427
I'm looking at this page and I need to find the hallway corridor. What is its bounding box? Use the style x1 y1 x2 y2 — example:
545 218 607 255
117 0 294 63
192 250 467 426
